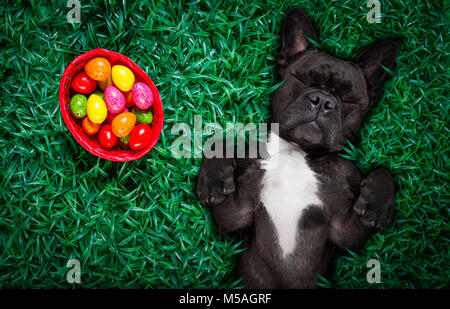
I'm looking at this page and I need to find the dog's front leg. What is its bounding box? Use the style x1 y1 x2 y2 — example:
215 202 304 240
196 157 259 235
329 168 396 251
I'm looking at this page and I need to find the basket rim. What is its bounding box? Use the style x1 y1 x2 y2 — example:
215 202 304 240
59 48 164 162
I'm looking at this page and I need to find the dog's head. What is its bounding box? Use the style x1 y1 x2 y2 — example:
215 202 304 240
272 8 398 153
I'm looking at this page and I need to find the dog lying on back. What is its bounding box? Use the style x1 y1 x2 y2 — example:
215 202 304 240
196 8 397 288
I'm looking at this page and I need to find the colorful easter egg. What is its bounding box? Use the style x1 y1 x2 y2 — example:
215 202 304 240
111 65 135 92
87 94 107 124
129 123 152 150
104 86 126 114
71 72 97 94
82 117 101 135
111 112 136 138
69 94 87 118
131 107 153 124
84 57 111 81
98 73 113 91
98 124 117 148
132 82 154 109
124 91 135 107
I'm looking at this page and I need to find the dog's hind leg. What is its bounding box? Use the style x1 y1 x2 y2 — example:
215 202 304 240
329 168 395 251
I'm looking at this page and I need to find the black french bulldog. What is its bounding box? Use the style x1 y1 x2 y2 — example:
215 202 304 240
196 8 397 288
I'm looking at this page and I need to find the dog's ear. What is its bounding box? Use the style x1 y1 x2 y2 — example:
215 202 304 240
355 40 398 104
278 8 317 68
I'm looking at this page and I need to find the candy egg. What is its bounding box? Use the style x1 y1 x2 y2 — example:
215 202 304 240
69 94 87 118
104 86 126 114
82 117 101 135
129 123 152 150
132 82 154 109
71 72 97 94
84 57 111 81
111 112 136 138
124 91 135 107
87 94 107 124
99 73 113 91
98 124 117 148
111 65 135 92
131 107 153 124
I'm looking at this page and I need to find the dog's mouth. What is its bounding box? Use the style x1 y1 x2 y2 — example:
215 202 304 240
281 102 318 132
286 121 324 149
281 113 344 151
275 95 345 152
282 113 316 131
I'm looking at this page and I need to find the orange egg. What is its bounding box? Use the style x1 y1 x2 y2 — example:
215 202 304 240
111 112 136 137
99 73 113 90
82 117 101 135
84 57 111 81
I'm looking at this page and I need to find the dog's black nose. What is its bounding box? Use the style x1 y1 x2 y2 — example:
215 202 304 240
308 92 337 112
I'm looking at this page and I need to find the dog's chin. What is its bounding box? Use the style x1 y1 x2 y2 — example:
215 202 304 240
283 122 343 155
285 122 325 151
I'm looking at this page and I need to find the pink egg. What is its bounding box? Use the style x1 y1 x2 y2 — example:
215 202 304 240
132 82 154 109
104 86 126 114
105 108 129 123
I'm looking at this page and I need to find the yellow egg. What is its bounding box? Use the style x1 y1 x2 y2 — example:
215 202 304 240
87 94 107 124
111 65 135 92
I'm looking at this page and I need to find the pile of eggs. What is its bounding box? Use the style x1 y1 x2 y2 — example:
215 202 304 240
69 57 154 150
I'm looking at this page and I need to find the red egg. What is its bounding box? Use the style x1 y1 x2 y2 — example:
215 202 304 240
129 123 152 150
98 124 117 148
124 91 135 107
71 72 97 94
105 112 115 124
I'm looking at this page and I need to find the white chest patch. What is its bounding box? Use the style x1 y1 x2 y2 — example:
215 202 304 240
260 132 322 258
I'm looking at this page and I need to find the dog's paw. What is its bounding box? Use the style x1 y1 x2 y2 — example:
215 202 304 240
353 168 395 231
196 158 236 206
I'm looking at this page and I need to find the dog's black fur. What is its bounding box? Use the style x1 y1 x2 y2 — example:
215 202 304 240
196 8 397 288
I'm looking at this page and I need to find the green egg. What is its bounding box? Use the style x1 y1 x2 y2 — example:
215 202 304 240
120 135 129 144
69 94 88 118
131 107 153 124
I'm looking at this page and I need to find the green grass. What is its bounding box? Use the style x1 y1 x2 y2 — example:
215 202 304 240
0 0 448 288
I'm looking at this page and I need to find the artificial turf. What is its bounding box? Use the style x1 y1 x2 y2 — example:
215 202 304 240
0 0 448 288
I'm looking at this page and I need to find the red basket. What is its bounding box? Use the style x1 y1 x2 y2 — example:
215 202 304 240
59 48 163 162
